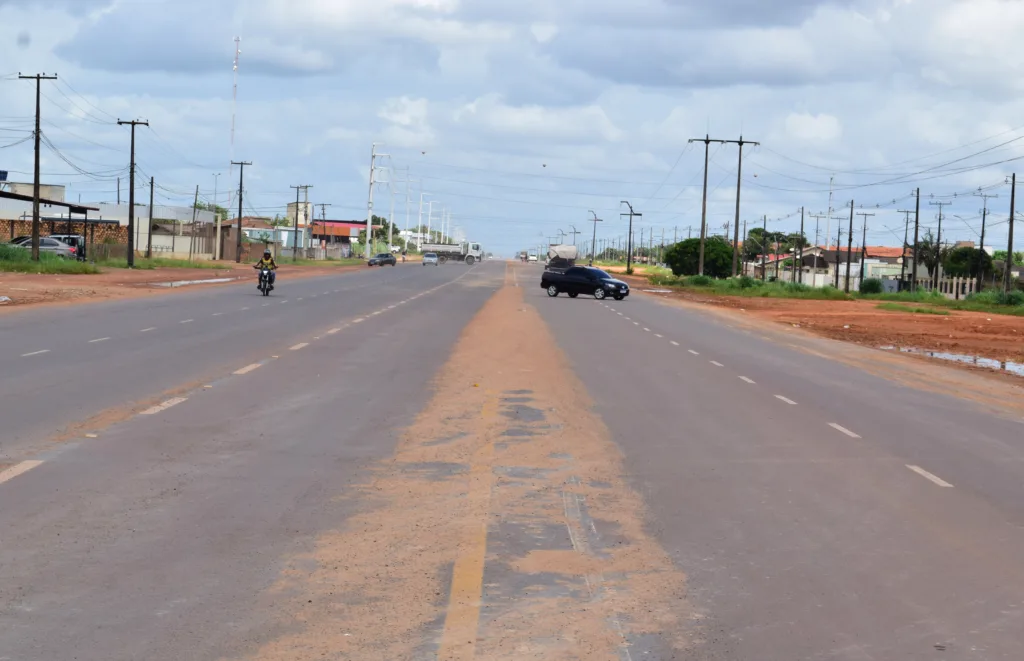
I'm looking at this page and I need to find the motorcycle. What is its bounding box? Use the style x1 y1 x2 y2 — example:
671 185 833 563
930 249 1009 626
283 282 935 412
256 266 274 296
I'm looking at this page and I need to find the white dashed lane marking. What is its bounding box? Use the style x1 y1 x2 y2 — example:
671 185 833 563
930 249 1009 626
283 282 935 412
234 363 262 375
688 350 700 355
140 397 187 415
241 307 250 311
643 327 651 332
775 395 798 405
829 423 861 438
212 312 223 316
655 334 663 338
290 343 309 351
906 465 954 488
327 328 342 335
671 341 680 346
710 361 724 367
0 461 44 486
739 376 756 384
22 350 50 357
140 327 156 332
88 337 110 344
180 319 194 324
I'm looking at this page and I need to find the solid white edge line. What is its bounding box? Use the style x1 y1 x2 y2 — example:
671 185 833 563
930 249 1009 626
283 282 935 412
180 319 194 324
327 328 341 335
829 422 861 438
290 343 309 351
212 312 223 316
739 376 756 384
0 460 44 486
140 397 187 415
234 363 262 375
22 350 50 357
906 465 954 488
88 337 110 343
775 395 798 405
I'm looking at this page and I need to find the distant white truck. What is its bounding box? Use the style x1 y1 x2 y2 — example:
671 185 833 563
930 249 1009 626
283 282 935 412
419 241 484 265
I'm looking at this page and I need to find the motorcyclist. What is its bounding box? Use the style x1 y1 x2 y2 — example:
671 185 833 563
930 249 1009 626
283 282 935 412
254 249 277 290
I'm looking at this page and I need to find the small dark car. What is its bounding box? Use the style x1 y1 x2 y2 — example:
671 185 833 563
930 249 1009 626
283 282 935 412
540 266 630 300
368 252 397 267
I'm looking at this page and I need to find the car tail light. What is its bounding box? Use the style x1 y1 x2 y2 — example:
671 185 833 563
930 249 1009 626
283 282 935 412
69 246 76 254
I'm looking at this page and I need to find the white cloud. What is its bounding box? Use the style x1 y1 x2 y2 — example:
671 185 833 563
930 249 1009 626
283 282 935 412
785 113 842 142
454 94 624 143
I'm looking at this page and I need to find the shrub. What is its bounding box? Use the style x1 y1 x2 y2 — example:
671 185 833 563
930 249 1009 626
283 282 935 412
860 278 884 294
687 275 714 287
736 275 757 289
968 290 1024 306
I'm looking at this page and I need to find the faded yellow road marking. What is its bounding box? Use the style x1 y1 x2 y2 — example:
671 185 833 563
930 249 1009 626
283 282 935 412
437 393 497 661
0 460 44 486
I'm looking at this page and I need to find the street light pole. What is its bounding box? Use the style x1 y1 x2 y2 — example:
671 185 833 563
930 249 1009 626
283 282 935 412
588 210 603 265
620 201 641 274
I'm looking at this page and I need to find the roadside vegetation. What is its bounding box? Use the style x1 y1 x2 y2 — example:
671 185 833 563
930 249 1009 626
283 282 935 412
94 257 230 270
876 302 950 315
0 244 99 274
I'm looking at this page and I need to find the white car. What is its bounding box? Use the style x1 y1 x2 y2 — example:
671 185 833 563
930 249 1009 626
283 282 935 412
422 252 439 265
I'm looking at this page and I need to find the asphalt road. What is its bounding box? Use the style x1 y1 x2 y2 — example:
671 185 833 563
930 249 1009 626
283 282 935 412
0 262 504 660
530 275 1024 660
0 263 464 463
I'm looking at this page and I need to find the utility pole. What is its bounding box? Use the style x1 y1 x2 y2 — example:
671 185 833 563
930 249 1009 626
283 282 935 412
1005 173 1017 294
688 134 727 275
19 73 57 261
760 216 767 281
365 143 388 260
930 200 951 289
897 209 913 289
911 188 921 291
843 201 855 293
290 185 312 262
639 227 644 264
588 210 602 265
231 160 251 263
795 207 805 284
856 212 874 282
568 224 581 246
741 219 747 276
620 201 641 273
146 176 155 258
388 180 396 251
188 184 199 262
729 135 759 277
213 172 222 260
834 223 843 288
117 119 149 268
975 191 997 292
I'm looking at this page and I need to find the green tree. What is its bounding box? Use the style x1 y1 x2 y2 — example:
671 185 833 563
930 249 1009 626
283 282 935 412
942 246 993 278
194 201 230 221
917 231 946 278
993 250 1024 263
664 236 732 278
358 215 401 247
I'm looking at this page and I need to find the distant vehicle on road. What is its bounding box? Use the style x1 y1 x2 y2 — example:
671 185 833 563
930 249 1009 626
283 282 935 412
368 253 396 267
6 236 76 259
527 251 538 262
422 252 439 266
541 266 630 300
419 241 483 265
545 244 577 274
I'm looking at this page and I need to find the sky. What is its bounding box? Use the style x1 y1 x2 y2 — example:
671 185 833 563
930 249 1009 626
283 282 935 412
1 0 1023 257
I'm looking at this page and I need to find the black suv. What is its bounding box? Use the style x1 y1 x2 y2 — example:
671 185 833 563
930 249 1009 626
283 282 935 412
540 266 630 300
368 252 397 267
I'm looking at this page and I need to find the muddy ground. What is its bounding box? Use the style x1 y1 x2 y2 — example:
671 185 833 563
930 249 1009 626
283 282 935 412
0 262 363 310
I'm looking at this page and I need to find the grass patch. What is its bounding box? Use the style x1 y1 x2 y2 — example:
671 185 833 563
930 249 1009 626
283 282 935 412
648 273 851 300
94 257 231 270
0 244 99 274
876 302 950 315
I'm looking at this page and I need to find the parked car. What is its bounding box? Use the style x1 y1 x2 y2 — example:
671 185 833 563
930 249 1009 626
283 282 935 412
49 234 87 260
422 252 439 266
6 236 76 259
540 266 630 300
368 252 396 267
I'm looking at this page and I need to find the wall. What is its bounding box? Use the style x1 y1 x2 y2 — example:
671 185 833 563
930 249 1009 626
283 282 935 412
1 218 128 244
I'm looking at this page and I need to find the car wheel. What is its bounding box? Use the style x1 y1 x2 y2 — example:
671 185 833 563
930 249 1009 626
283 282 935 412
614 294 625 300
568 292 579 298
546 285 559 297
594 288 607 300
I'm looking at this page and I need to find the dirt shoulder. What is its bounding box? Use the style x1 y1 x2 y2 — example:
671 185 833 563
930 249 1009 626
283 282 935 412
0 262 363 311
617 274 1024 371
242 276 692 659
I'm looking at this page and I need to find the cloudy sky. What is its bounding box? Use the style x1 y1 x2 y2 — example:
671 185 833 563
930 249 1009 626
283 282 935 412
1 0 1022 256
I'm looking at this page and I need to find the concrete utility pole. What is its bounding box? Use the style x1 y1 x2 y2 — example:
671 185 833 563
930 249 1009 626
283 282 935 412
231 160 251 263
568 224 581 246
760 215 768 282
911 188 921 291
975 191 997 292
620 201 641 273
365 143 388 260
898 209 913 289
687 134 727 275
844 201 855 293
290 185 312 262
117 118 149 267
388 179 396 251
729 136 759 277
19 73 57 261
213 172 222 259
856 212 874 282
146 177 155 258
795 207 805 284
587 210 602 265
1005 173 1017 294
930 200 951 289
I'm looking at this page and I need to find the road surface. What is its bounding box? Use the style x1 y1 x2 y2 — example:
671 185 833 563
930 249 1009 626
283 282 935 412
1 261 1023 660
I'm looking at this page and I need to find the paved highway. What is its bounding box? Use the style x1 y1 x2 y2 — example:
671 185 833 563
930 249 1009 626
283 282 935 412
2 260 1023 660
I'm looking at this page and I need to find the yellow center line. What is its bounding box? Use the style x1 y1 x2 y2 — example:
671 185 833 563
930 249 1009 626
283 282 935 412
437 392 497 661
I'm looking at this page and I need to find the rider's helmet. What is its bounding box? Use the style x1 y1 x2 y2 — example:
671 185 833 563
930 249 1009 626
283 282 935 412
263 249 271 259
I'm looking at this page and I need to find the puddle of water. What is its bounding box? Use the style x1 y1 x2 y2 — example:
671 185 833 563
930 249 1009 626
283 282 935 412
878 346 1024 377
